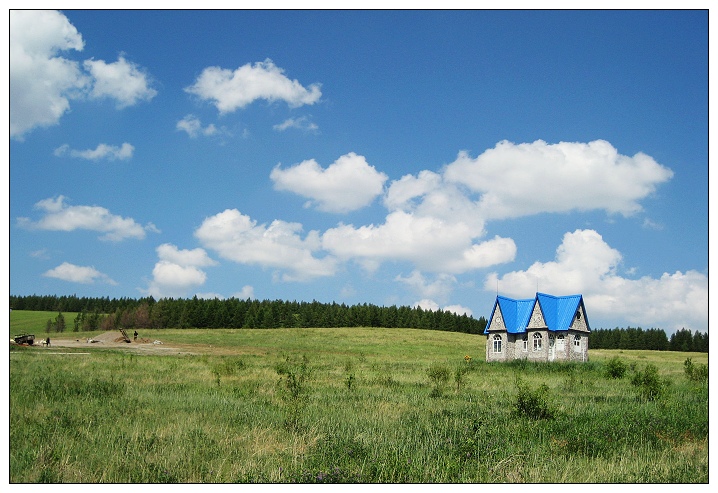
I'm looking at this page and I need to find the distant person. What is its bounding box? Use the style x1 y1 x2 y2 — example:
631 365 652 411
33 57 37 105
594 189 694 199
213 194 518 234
134 330 138 341
46 337 50 347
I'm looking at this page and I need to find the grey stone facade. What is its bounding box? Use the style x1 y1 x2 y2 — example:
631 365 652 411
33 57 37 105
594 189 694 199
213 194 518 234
485 294 590 363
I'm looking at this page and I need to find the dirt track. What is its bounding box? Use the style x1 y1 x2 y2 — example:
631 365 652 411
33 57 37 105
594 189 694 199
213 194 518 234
36 331 196 356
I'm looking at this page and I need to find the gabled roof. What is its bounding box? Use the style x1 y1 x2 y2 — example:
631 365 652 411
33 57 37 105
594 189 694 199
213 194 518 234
488 295 534 334
485 292 590 334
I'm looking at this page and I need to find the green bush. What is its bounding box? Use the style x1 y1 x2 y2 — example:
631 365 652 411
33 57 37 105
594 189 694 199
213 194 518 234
513 378 554 420
605 357 627 379
426 363 451 397
631 363 668 401
684 358 708 383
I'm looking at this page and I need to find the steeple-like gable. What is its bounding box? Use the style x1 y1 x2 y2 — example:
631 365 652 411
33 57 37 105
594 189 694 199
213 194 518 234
485 295 534 334
536 292 590 332
484 292 591 334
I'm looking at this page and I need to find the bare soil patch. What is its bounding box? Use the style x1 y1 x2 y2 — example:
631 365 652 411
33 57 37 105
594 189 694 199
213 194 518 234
36 331 196 356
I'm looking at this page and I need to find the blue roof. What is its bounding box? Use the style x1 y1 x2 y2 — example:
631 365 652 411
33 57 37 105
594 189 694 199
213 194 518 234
485 292 590 334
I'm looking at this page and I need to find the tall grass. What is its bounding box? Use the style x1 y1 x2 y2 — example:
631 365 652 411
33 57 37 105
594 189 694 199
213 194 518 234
9 329 708 483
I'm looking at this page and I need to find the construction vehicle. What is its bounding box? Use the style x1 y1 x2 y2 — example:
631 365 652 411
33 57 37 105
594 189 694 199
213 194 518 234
118 328 131 343
13 334 35 345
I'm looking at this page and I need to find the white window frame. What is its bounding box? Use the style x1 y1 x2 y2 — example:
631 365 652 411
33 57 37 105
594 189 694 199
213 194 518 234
573 334 581 352
492 334 502 353
533 332 542 351
522 335 528 352
556 334 565 350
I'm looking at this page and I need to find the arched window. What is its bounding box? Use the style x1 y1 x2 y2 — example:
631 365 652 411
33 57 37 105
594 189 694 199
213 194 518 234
533 332 542 351
493 334 502 353
573 334 581 352
556 334 565 350
549 334 555 348
522 334 528 352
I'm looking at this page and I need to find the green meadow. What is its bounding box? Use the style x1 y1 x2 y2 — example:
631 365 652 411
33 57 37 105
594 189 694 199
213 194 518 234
9 318 708 483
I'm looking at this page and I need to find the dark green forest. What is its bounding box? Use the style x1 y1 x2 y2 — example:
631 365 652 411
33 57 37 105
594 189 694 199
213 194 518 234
10 294 487 334
9 294 707 352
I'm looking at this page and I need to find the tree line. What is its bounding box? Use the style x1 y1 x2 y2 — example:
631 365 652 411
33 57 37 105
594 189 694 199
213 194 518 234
10 294 488 334
589 326 708 353
11 294 708 352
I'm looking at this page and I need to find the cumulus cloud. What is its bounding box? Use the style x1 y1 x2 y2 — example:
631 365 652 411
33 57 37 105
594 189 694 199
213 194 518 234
155 243 218 268
176 114 219 138
233 285 255 300
270 153 388 213
485 229 707 333
10 10 157 139
411 299 472 316
54 142 134 160
443 140 674 219
184 59 321 113
322 211 516 273
10 10 88 139
195 209 337 281
43 262 117 285
17 195 157 241
273 116 319 133
84 55 157 108
143 243 217 299
395 270 457 304
443 304 473 317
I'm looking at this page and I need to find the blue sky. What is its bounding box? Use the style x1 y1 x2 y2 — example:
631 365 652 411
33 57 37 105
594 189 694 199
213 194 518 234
8 9 708 334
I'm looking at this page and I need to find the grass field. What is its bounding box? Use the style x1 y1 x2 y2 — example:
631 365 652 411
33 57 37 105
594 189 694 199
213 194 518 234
9 310 79 335
8 313 708 483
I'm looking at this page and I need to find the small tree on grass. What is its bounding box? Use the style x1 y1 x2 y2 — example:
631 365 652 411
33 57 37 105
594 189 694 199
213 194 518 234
631 363 668 401
276 355 312 431
684 358 708 384
426 363 451 397
513 377 554 420
605 357 627 379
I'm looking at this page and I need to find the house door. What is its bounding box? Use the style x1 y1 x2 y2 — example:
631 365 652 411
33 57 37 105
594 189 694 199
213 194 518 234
548 334 555 362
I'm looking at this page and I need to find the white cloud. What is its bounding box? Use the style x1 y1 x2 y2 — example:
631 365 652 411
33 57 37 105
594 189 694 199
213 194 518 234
270 153 387 213
83 55 157 108
43 262 117 285
412 299 472 316
395 270 457 304
155 243 218 268
176 114 219 138
322 211 516 273
414 299 440 312
185 58 321 113
642 218 664 230
443 140 674 219
17 195 155 241
273 116 319 133
142 243 217 299
443 304 473 317
150 262 207 292
195 209 337 281
30 249 50 259
233 285 255 300
485 229 707 333
10 10 88 139
10 11 157 139
54 142 134 160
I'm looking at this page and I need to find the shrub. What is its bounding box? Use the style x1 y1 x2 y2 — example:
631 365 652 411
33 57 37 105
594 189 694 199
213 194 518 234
426 363 451 397
276 354 311 400
605 357 627 379
454 364 469 391
513 378 554 420
631 363 668 401
684 358 708 383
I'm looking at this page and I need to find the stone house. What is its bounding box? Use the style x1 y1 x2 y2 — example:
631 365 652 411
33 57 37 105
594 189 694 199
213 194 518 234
484 292 590 362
